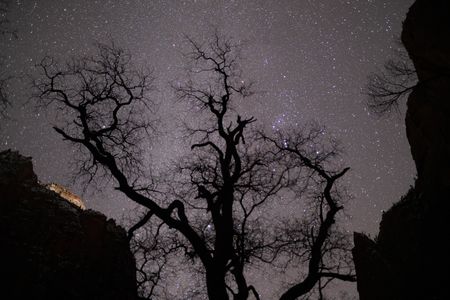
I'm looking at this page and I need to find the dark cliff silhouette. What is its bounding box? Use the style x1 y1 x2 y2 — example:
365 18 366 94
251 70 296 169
0 150 137 300
353 1 450 299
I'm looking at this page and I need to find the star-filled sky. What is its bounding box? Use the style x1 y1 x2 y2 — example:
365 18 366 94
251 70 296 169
1 0 415 297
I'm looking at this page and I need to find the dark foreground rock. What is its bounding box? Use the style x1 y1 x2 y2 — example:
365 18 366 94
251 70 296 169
353 1 450 299
0 150 137 300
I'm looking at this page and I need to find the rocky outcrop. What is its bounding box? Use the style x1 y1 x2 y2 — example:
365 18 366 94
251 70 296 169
402 0 450 194
46 182 86 209
353 1 450 299
0 150 137 300
352 233 395 299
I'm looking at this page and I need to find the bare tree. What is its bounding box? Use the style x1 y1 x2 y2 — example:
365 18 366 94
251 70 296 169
128 214 186 299
366 45 417 115
34 34 355 300
261 128 354 300
32 42 157 186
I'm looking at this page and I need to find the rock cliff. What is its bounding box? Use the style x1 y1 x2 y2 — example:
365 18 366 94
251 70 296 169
353 1 450 299
0 150 137 300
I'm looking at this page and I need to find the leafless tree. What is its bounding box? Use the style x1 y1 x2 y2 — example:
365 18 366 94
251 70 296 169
366 45 417 115
261 128 354 300
32 42 157 187
127 212 187 299
34 34 355 300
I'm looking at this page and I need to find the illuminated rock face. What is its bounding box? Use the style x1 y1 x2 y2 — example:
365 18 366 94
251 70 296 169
0 150 137 300
46 183 86 210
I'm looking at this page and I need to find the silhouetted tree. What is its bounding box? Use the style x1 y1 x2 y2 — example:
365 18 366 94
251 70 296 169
261 129 354 300
366 45 417 115
33 34 355 300
127 212 186 299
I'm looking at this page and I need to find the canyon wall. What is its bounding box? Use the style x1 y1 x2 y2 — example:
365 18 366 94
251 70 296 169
353 1 450 299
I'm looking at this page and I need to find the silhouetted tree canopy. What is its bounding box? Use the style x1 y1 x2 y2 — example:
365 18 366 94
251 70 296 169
366 45 417 115
33 33 355 300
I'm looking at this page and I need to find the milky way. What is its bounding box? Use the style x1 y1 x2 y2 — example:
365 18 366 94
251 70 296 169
1 0 415 297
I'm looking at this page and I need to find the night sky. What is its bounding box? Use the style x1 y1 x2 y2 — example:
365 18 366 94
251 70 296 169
1 0 415 297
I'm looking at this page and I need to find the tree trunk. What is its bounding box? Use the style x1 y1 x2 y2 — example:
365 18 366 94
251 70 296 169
206 271 229 300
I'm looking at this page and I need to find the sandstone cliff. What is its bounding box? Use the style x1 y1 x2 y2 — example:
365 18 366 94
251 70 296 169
0 150 137 300
353 1 450 299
